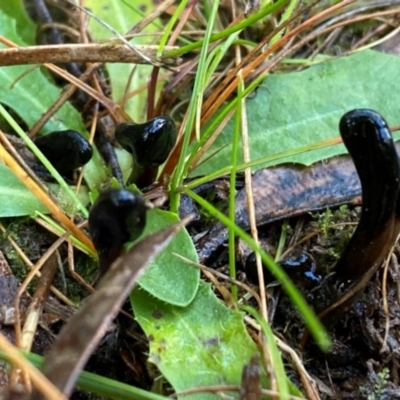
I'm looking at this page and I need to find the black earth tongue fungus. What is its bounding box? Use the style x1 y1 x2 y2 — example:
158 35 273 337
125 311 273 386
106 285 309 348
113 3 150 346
314 109 400 326
88 189 147 275
34 130 93 178
115 116 177 188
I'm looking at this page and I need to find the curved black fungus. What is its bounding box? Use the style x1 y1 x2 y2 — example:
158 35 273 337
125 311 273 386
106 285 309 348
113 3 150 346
316 109 400 323
115 116 177 186
34 130 93 175
245 252 321 288
88 189 147 275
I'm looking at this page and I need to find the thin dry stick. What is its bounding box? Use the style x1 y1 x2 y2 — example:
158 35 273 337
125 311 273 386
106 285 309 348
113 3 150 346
0 131 49 192
274 336 321 400
172 253 262 309
201 267 237 308
28 63 101 138
20 253 59 351
0 34 122 115
189 109 235 171
227 0 274 380
311 0 400 35
38 22 80 42
0 332 67 400
234 70 266 312
0 222 74 306
33 217 91 256
14 233 71 349
67 238 94 293
325 7 400 49
167 1 195 45
33 217 95 292
64 0 166 67
123 70 173 104
0 43 181 67
239 72 274 387
47 63 124 114
10 235 69 390
0 133 94 252
246 318 321 400
127 0 176 35
172 384 307 400
380 234 400 352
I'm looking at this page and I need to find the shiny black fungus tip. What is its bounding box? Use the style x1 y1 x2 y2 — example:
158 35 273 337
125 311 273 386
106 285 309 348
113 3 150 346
88 189 147 273
339 109 393 163
115 116 177 168
245 252 321 287
35 130 93 174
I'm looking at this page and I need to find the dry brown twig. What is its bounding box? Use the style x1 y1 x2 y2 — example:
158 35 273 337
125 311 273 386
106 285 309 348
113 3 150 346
0 43 182 67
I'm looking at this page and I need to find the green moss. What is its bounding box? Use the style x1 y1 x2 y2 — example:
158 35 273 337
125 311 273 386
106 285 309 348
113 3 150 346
0 217 97 302
307 206 359 273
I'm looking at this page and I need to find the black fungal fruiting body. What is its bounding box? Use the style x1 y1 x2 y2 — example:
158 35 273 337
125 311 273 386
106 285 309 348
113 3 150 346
115 116 177 187
88 189 147 275
317 109 400 323
245 252 321 288
34 130 93 175
334 109 400 283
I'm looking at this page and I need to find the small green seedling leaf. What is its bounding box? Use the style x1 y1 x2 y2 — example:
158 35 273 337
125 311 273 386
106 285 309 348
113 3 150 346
136 209 199 306
131 280 259 400
192 50 400 176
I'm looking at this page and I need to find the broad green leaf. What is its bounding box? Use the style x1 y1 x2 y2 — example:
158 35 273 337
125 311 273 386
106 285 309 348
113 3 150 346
136 209 199 306
0 164 48 216
191 50 400 176
0 165 90 217
85 0 160 122
0 11 107 190
131 280 259 400
1 0 37 44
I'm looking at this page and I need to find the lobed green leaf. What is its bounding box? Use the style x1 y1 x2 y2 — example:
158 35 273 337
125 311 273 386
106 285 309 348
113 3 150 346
192 50 400 176
131 280 259 400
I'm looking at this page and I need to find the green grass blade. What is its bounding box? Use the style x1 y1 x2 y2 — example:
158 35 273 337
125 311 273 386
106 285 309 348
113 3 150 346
186 137 338 190
165 0 289 57
241 305 292 398
0 351 168 400
157 0 189 56
170 0 220 212
228 78 243 302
